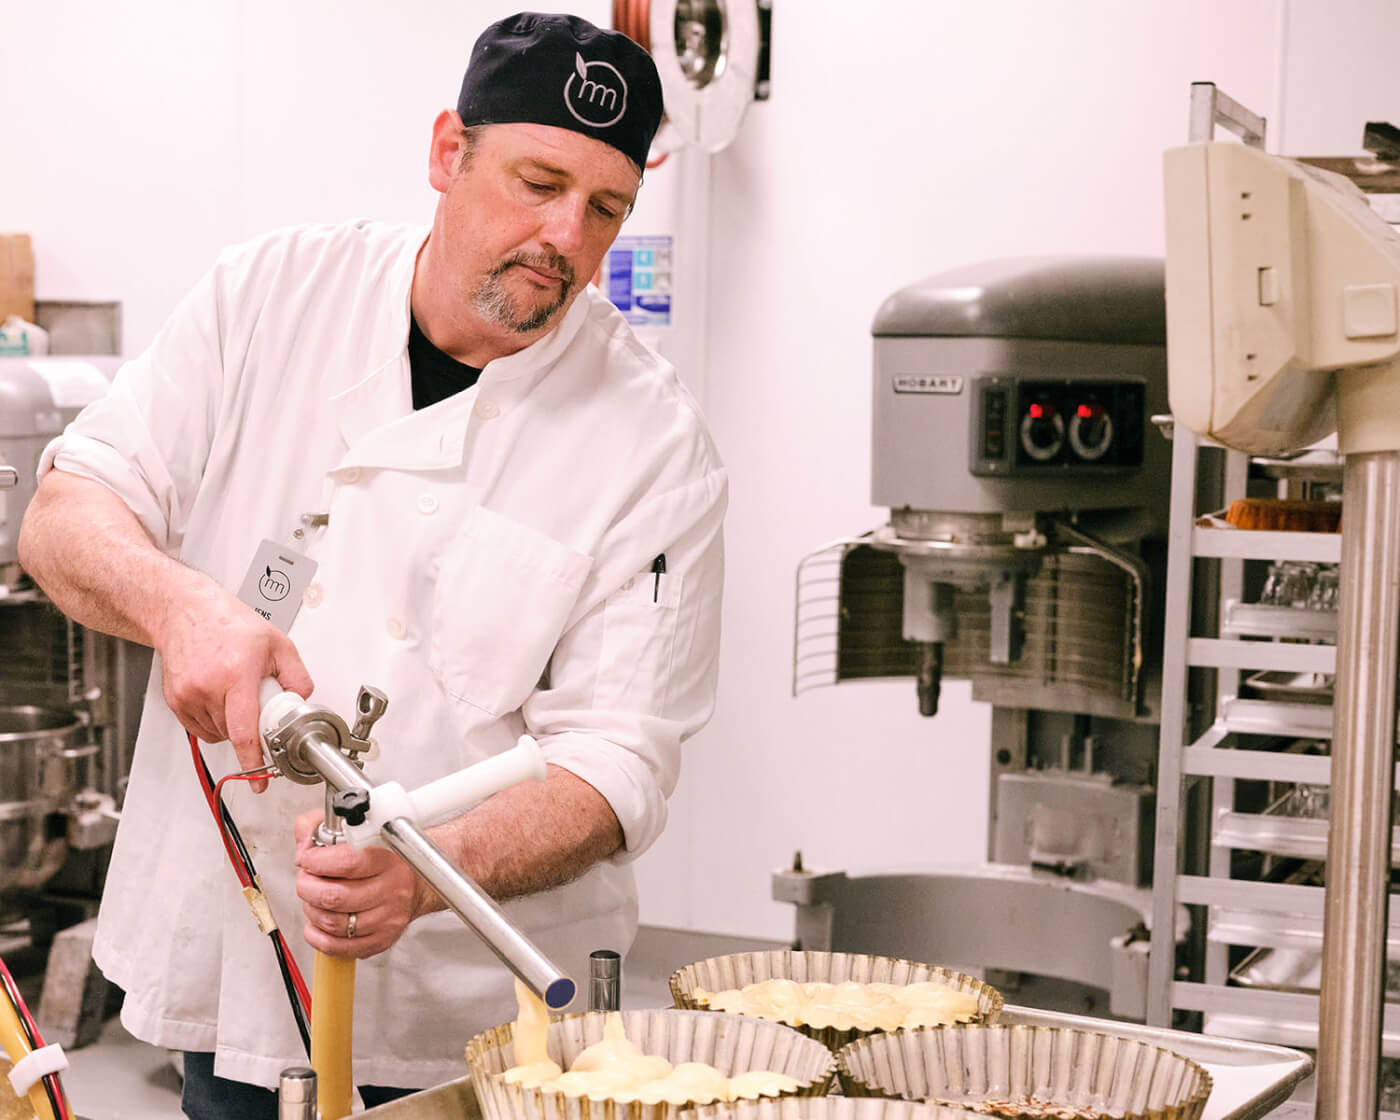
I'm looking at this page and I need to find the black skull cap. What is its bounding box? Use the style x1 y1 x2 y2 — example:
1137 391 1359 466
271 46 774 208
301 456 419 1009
457 12 664 170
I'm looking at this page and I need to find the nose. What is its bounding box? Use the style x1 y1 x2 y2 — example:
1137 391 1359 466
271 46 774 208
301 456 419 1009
539 194 588 256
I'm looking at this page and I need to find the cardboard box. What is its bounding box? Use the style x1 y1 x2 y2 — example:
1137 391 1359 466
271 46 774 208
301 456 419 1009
0 233 35 323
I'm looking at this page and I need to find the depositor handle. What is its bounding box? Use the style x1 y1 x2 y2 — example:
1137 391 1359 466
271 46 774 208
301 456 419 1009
343 735 547 844
412 735 546 824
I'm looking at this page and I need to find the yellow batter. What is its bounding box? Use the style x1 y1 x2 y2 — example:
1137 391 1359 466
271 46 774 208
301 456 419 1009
501 982 799 1104
692 978 981 1032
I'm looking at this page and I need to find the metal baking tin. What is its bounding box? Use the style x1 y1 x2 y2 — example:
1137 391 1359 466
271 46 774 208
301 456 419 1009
465 1008 835 1120
669 951 1004 1051
836 1023 1212 1120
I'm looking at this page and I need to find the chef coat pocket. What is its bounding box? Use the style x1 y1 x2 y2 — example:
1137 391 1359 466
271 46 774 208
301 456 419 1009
595 563 685 712
430 505 592 717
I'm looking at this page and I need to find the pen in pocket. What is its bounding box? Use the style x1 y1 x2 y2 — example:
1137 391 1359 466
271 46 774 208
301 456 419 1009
651 554 666 602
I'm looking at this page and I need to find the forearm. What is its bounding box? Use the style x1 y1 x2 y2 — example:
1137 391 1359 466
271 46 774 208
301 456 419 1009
415 764 624 912
18 469 207 648
20 469 315 764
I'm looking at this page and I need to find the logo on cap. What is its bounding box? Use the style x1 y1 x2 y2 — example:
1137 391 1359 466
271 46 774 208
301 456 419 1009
564 52 627 129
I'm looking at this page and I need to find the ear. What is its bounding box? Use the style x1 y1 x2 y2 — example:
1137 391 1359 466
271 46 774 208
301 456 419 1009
428 109 466 193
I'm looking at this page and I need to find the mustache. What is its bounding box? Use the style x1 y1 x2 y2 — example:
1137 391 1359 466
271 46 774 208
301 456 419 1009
493 250 576 288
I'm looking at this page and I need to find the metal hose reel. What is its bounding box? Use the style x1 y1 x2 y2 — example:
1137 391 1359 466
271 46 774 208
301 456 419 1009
613 0 769 153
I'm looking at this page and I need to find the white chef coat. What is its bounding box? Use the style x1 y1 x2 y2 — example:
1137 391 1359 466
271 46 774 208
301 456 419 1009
38 220 726 1089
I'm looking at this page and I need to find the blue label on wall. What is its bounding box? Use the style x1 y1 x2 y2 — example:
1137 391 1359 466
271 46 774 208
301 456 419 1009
603 236 673 326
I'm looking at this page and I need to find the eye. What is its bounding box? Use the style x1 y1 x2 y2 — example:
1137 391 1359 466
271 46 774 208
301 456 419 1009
521 178 555 195
591 200 619 220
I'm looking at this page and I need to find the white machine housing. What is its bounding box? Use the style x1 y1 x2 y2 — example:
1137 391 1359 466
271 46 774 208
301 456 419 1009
1163 141 1400 456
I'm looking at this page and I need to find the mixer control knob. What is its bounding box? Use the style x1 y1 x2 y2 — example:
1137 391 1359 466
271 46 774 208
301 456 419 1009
1019 401 1064 462
333 788 371 827
1068 402 1114 461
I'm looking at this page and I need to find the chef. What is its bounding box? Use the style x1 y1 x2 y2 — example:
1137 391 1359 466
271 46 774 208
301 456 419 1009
17 11 725 1115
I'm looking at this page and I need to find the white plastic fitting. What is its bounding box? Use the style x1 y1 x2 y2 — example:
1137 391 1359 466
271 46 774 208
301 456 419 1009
8 1042 68 1097
345 735 546 848
258 679 305 741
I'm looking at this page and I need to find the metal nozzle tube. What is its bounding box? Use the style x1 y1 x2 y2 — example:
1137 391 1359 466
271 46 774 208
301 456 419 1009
296 734 576 1010
381 818 575 1008
589 949 621 1011
278 1067 317 1120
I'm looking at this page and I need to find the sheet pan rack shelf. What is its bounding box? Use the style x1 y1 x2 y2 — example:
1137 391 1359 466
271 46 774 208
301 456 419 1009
1147 428 1366 1111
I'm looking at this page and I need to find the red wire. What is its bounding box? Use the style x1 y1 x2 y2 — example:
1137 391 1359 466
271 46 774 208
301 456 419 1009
189 734 312 1014
283 934 312 1012
0 956 41 1046
215 768 277 806
0 955 72 1119
189 734 250 886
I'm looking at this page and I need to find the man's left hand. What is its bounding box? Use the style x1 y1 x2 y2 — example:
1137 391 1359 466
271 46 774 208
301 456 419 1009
293 810 430 959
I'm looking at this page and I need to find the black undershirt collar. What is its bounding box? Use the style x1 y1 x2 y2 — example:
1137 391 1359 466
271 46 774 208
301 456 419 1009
408 315 483 410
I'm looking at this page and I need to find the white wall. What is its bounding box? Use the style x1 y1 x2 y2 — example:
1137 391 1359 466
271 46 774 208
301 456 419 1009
632 0 1287 940
3 0 1392 944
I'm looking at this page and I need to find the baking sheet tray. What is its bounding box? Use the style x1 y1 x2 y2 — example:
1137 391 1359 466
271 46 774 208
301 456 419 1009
1240 671 1333 707
359 1005 1312 1120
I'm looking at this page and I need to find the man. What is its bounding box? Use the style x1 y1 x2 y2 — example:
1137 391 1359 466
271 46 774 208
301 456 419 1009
18 12 725 1114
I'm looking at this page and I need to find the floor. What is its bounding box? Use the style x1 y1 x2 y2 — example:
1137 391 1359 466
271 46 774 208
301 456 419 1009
31 925 781 1119
61 1016 184 1120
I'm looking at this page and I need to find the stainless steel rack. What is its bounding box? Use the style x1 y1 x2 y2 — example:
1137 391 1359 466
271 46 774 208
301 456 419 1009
1145 426 1400 1113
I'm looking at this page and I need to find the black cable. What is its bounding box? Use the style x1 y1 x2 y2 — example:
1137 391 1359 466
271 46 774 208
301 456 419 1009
273 936 313 1054
209 763 311 1045
40 1073 63 1120
194 749 255 871
0 967 37 1048
192 742 312 1057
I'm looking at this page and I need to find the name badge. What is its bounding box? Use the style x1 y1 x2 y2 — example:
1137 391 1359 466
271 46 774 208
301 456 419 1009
236 539 318 633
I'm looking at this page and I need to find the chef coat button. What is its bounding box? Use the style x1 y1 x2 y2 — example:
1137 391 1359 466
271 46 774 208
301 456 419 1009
474 398 500 420
343 467 362 484
304 583 324 608
386 617 407 640
417 494 439 515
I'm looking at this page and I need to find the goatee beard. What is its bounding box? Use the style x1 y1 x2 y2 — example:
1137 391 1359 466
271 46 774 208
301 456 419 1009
473 251 576 334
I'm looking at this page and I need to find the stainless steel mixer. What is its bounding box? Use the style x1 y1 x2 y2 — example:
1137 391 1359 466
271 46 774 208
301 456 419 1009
787 257 1176 1016
0 356 138 916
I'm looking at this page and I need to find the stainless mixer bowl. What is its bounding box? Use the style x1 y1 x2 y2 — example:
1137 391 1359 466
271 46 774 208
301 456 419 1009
0 705 88 895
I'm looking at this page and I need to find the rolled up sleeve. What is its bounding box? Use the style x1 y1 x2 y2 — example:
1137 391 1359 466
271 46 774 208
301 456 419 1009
523 467 726 862
38 261 225 553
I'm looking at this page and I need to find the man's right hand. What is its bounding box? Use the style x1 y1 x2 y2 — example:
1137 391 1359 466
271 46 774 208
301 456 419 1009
18 470 314 791
157 576 314 788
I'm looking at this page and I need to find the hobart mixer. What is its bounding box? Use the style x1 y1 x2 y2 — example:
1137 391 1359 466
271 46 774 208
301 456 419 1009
0 356 135 923
785 256 1177 1016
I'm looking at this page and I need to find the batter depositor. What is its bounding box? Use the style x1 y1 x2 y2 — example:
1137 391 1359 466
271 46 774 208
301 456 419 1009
256 680 576 1119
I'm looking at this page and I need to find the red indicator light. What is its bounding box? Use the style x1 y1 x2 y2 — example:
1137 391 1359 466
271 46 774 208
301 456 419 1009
1077 404 1094 419
1029 403 1044 419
